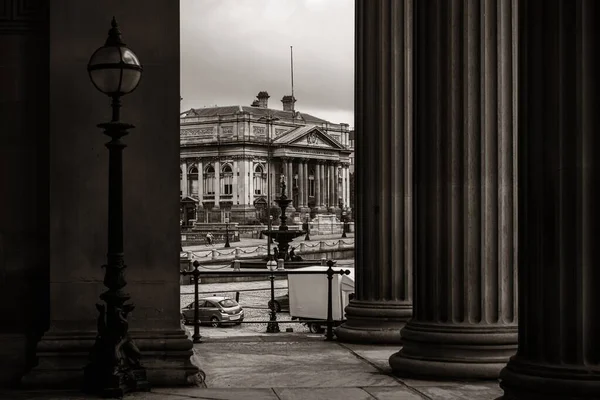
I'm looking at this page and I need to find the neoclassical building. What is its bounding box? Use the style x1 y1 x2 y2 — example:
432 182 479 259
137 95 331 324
180 91 353 224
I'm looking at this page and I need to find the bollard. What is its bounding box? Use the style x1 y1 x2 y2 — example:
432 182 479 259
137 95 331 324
233 259 241 271
320 257 327 266
211 249 218 259
325 259 336 341
277 258 285 270
235 291 240 302
235 248 240 258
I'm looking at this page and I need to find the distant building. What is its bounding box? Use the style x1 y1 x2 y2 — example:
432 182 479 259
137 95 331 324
180 91 353 224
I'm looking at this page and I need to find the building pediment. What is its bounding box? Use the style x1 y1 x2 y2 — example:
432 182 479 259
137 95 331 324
273 125 344 150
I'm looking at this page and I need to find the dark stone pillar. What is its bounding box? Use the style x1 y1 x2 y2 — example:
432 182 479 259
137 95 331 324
498 1 600 398
389 0 518 378
335 0 413 344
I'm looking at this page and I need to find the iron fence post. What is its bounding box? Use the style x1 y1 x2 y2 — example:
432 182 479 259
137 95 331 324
326 259 335 341
267 273 280 333
191 261 202 343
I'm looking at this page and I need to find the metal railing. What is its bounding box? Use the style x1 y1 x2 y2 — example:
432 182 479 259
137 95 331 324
180 259 351 343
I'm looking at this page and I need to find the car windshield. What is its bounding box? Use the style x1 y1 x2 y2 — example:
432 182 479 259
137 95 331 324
219 299 237 308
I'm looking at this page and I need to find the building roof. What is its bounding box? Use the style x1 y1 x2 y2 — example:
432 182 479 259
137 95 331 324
182 106 330 124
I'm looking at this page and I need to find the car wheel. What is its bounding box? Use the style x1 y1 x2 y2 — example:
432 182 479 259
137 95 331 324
268 300 281 312
309 322 322 334
210 317 220 327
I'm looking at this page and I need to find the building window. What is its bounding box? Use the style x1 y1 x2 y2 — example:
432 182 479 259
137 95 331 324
309 170 315 197
188 166 198 196
254 164 265 195
204 165 215 195
222 164 233 195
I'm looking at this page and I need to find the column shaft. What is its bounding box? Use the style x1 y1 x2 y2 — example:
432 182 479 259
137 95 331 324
214 159 221 208
498 1 600 399
335 0 413 344
390 0 518 379
303 161 309 207
315 161 321 208
298 159 305 207
232 159 238 204
181 160 187 197
321 163 326 207
197 159 203 204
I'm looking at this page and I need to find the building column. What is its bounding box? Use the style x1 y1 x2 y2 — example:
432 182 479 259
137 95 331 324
197 159 203 205
213 158 221 209
303 159 309 209
298 158 305 208
315 160 322 209
498 1 600 399
390 0 518 378
232 158 238 204
327 162 335 211
247 160 254 206
181 159 188 197
335 0 413 344
334 163 341 209
287 159 295 208
320 162 326 207
343 163 350 208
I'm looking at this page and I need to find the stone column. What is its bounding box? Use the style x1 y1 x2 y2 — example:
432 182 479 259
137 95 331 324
334 163 340 209
328 162 335 211
197 159 203 204
303 160 309 207
498 1 600 399
315 160 322 209
320 162 326 208
343 163 350 208
390 0 518 379
286 158 296 214
181 160 188 197
335 0 413 344
232 159 238 204
298 158 305 207
213 158 221 209
248 160 254 205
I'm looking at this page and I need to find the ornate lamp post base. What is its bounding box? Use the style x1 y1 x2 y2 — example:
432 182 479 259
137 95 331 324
267 320 281 333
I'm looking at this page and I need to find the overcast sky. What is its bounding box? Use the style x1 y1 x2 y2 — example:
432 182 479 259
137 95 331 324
180 0 354 127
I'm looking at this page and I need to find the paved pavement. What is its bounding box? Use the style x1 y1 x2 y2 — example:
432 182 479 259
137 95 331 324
1 334 504 399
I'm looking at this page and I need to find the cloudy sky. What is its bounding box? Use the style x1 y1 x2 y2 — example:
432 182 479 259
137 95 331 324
180 0 354 127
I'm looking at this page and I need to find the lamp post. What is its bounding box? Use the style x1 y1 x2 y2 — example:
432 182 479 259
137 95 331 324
83 17 150 397
341 211 347 238
266 259 280 333
224 217 231 248
304 213 311 241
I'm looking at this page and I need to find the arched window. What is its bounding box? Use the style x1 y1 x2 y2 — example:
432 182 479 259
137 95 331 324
309 169 315 197
221 164 233 195
253 164 265 195
188 166 199 197
204 165 215 195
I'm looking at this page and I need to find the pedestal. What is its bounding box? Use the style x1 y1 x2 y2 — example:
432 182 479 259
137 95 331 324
335 0 413 344
22 329 201 388
497 1 600 398
390 0 518 379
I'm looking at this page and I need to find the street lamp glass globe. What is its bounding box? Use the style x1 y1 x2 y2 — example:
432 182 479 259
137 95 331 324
88 19 143 96
266 260 277 271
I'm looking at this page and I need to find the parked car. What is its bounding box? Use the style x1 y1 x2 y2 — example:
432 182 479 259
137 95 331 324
181 296 244 327
268 293 289 312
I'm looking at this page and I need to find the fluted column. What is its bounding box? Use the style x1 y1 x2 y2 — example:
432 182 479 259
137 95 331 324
335 0 413 344
498 1 600 399
232 159 238 204
320 162 326 208
390 0 518 378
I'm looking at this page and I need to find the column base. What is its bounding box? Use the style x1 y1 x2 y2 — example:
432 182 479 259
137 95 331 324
21 327 202 389
390 320 517 379
230 204 257 223
335 300 411 344
496 357 600 400
0 333 30 387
